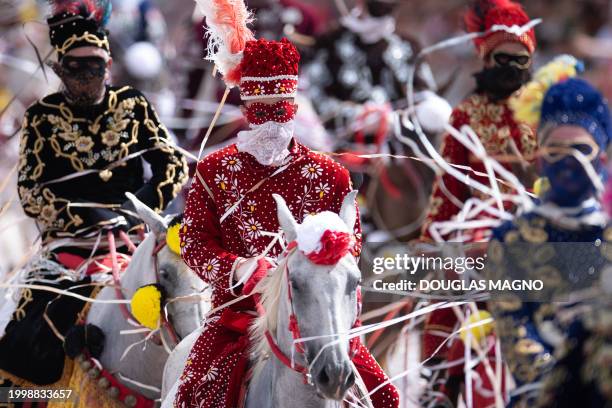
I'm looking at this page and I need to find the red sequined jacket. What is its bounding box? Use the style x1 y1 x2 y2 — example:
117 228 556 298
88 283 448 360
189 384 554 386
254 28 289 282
420 92 536 241
180 142 361 310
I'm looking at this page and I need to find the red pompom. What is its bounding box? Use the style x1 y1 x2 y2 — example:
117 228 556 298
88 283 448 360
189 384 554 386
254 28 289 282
306 230 353 265
237 37 300 79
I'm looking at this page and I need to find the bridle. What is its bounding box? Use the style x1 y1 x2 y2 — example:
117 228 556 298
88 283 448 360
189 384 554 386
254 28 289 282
253 240 360 385
107 231 180 346
254 242 312 383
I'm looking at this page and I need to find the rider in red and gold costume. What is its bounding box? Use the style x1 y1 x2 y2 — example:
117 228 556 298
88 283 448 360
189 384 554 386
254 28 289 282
421 0 538 243
418 1 538 406
176 37 399 408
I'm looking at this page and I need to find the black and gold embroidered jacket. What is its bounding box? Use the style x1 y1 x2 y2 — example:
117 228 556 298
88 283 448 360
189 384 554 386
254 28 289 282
17 85 188 240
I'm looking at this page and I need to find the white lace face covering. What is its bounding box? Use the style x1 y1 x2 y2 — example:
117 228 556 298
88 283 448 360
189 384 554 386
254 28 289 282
236 120 295 166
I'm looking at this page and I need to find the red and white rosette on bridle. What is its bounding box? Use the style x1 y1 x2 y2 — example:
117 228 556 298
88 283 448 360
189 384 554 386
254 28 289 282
293 212 356 265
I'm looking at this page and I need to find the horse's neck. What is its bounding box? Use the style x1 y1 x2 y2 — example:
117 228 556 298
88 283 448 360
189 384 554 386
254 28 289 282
86 233 166 399
248 287 335 408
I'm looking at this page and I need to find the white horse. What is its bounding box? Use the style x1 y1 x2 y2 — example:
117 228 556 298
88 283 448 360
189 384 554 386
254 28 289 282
162 191 375 407
85 194 207 402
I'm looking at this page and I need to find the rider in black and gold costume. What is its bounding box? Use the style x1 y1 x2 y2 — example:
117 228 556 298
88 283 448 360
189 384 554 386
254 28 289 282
0 0 187 387
18 85 187 241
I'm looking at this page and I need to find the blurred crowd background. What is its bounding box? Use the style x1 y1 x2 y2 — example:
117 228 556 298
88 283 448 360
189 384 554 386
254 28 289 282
0 0 612 145
1 0 611 270
2 0 611 146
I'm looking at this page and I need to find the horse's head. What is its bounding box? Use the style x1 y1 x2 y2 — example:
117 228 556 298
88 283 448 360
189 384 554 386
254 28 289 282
125 193 206 340
267 191 360 400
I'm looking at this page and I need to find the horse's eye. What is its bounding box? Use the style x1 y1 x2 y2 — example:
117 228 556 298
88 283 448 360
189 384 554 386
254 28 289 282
290 280 300 292
275 108 286 116
255 110 266 117
346 277 360 294
159 268 171 280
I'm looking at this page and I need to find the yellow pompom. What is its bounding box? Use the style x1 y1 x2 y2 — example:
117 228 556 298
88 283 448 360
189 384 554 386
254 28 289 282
130 285 162 329
460 310 494 345
533 177 550 197
166 223 181 255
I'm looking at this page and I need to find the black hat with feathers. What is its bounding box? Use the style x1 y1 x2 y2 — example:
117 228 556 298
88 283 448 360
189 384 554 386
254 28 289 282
47 0 112 59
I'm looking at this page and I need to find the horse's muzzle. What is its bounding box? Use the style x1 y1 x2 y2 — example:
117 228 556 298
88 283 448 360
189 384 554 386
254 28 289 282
313 359 355 401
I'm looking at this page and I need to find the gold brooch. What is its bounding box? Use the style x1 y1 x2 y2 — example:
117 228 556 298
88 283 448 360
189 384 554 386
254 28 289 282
99 169 113 182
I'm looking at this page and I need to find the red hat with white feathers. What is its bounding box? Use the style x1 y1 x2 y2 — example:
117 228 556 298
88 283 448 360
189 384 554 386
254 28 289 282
465 0 537 58
195 0 300 100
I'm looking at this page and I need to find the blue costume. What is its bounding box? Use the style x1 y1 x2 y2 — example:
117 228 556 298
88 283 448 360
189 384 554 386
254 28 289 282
487 78 612 406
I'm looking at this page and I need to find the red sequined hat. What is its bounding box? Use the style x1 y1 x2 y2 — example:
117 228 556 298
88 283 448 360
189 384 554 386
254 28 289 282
465 0 537 58
235 38 300 100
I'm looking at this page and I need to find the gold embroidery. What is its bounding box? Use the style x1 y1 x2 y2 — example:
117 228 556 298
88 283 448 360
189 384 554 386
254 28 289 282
13 288 33 321
504 230 520 243
75 136 94 152
20 116 46 181
519 123 536 157
40 204 58 224
515 338 545 355
55 32 110 55
519 223 548 243
48 136 85 171
533 244 555 263
20 86 187 233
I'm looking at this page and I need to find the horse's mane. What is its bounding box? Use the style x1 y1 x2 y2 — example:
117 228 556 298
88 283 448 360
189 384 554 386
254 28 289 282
248 252 292 375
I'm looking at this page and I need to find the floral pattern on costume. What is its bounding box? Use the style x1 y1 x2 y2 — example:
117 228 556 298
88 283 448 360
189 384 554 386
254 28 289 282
420 92 536 242
176 142 399 408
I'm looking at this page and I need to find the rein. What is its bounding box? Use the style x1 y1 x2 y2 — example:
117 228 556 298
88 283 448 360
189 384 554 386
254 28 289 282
107 231 179 346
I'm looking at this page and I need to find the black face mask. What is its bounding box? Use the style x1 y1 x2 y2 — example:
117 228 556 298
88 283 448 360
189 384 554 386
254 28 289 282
52 56 107 106
366 0 396 17
473 65 531 101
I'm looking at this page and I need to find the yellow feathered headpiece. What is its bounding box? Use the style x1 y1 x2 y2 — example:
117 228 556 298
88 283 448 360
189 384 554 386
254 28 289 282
510 55 583 129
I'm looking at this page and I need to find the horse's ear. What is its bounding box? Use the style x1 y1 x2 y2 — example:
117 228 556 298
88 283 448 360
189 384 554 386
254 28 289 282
339 190 358 231
272 194 297 242
125 192 167 236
